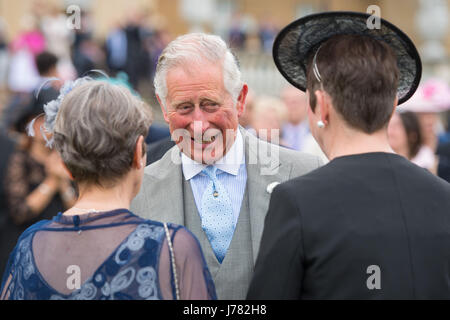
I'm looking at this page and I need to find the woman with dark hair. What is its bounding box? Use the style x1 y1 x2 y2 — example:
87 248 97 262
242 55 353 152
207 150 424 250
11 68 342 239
388 111 424 163
0 85 76 277
1 78 216 300
248 12 450 299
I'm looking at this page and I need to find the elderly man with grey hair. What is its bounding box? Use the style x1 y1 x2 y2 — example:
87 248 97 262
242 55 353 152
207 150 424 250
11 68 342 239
131 33 322 299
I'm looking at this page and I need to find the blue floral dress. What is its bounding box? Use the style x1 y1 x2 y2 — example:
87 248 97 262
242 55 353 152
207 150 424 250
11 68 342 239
0 209 216 300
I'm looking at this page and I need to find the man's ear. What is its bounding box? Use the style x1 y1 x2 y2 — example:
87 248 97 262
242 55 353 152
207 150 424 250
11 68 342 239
236 84 248 117
156 95 170 124
133 135 145 169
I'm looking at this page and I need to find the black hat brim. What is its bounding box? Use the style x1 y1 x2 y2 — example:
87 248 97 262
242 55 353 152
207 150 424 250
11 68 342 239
273 11 422 105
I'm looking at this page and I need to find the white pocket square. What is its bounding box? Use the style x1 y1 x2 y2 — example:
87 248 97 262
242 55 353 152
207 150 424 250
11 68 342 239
266 182 280 194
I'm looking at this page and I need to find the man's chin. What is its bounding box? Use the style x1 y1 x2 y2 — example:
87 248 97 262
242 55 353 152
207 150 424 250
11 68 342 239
180 147 223 165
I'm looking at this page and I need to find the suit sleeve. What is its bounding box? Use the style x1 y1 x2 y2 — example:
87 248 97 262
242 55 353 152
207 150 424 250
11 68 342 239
246 183 304 299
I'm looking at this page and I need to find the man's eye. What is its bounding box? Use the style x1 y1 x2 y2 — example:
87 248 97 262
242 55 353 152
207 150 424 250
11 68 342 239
177 105 193 113
202 102 219 111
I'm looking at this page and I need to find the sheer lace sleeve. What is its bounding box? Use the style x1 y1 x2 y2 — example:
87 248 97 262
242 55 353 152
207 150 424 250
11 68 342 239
0 226 31 300
4 151 34 225
0 274 12 300
158 225 217 300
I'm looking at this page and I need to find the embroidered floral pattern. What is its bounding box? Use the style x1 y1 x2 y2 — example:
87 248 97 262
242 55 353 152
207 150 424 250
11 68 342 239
7 224 166 300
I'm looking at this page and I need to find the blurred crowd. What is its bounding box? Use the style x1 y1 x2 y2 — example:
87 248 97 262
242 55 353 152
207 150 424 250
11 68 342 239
227 12 279 53
0 3 283 276
0 4 174 276
243 82 450 182
0 3 449 278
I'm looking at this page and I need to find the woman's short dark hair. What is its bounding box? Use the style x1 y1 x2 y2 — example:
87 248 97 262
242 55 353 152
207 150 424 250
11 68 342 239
306 34 399 134
399 111 422 159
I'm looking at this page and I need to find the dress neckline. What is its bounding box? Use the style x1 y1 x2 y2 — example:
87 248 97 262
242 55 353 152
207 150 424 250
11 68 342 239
53 208 133 225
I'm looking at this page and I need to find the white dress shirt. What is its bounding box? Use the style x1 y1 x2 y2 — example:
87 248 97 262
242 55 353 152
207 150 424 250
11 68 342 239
182 130 247 226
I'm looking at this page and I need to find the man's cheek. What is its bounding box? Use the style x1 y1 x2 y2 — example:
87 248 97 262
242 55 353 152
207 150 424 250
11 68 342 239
211 110 238 128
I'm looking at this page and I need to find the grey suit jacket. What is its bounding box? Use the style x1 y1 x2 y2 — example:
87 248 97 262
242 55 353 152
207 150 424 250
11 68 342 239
131 127 322 299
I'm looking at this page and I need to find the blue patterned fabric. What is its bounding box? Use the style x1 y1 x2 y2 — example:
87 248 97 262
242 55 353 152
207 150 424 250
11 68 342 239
0 209 216 300
200 166 235 263
189 164 247 227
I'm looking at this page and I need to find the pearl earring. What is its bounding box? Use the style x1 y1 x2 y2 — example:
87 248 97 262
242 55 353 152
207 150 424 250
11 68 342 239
317 120 325 128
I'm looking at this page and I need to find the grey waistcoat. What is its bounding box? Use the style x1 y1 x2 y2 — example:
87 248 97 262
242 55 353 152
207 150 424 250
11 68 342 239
182 178 254 300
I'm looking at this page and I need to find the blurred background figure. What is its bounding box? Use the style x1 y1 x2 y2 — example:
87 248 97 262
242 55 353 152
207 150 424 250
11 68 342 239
228 12 247 50
437 128 450 181
280 85 328 163
0 18 8 89
0 92 76 277
105 21 128 75
0 135 15 277
0 51 75 276
250 95 287 145
3 52 60 135
258 15 278 53
71 11 105 78
39 1 76 81
104 7 151 90
7 13 44 93
281 86 309 151
2 13 44 137
388 111 427 168
397 78 450 176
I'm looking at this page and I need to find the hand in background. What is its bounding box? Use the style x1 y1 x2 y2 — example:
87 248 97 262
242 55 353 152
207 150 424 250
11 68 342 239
45 151 71 181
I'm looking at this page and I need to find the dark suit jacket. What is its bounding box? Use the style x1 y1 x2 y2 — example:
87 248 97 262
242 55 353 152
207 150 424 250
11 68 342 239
247 152 450 299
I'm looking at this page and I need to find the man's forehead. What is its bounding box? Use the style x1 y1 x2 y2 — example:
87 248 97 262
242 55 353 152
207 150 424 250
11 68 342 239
166 63 225 98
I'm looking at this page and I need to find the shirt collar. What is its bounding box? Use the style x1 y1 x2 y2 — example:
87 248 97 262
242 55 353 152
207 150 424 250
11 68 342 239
181 129 245 181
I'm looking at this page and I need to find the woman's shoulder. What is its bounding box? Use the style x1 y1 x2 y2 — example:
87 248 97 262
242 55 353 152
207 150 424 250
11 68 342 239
17 219 52 240
5 220 50 272
133 218 200 247
131 215 185 232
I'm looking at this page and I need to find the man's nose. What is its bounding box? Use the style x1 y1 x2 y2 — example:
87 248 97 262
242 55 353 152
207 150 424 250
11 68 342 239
189 107 210 133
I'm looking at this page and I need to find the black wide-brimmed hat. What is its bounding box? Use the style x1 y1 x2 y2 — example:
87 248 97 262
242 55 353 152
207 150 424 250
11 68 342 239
273 11 422 105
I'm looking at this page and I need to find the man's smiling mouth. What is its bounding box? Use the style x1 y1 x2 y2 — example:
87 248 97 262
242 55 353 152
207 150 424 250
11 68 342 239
191 134 217 144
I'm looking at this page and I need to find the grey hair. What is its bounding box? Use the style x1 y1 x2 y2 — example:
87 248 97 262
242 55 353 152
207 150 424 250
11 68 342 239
154 33 243 108
48 79 152 186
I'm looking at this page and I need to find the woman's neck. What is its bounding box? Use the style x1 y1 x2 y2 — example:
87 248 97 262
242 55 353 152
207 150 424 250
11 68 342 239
64 181 135 216
324 126 395 161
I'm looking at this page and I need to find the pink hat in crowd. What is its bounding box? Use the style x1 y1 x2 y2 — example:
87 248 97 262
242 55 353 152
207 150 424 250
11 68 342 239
399 78 450 113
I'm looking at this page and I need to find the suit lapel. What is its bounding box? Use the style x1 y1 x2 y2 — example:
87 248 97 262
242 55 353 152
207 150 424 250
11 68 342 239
145 129 292 264
241 127 292 264
144 146 185 225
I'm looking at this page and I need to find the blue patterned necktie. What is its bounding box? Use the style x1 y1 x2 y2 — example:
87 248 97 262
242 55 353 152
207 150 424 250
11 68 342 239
200 166 234 263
